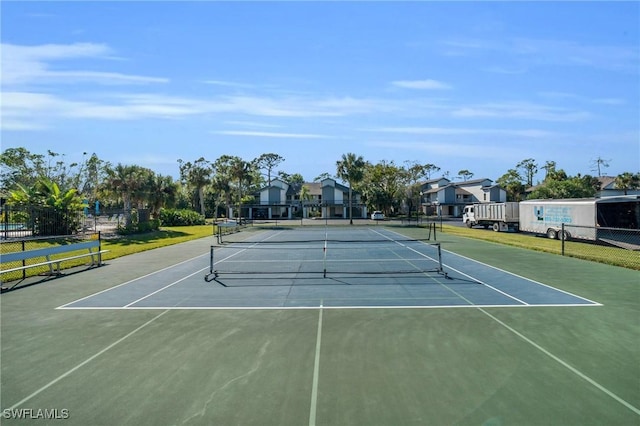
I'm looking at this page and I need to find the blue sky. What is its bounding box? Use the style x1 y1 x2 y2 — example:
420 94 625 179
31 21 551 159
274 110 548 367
2 1 639 184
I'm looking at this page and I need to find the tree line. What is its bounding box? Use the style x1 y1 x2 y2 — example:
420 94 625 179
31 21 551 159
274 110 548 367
1 148 638 226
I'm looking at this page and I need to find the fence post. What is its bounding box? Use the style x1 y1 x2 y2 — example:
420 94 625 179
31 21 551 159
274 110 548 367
98 231 103 265
21 240 26 280
561 223 565 256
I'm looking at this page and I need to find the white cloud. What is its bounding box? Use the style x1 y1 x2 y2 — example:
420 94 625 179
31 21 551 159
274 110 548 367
1 91 207 130
1 42 167 86
215 130 325 139
439 37 639 73
369 126 554 138
367 140 539 163
451 102 591 122
392 79 452 90
202 80 256 89
1 90 395 131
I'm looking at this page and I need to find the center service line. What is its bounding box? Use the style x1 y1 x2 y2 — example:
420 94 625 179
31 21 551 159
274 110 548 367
309 300 324 426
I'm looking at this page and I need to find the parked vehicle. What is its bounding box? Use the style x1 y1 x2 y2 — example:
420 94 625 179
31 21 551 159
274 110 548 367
463 196 640 241
371 211 385 220
462 202 519 232
519 196 640 240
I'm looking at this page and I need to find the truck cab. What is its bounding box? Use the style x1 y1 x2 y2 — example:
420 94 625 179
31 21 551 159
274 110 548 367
462 205 476 227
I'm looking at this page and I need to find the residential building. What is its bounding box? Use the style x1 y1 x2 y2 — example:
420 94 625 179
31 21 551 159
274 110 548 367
419 178 507 217
240 178 367 220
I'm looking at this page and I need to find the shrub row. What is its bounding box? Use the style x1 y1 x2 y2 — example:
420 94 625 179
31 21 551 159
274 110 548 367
159 208 206 226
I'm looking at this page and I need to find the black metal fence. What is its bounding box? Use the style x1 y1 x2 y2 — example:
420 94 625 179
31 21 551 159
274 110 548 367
561 224 640 270
1 204 130 240
1 204 86 240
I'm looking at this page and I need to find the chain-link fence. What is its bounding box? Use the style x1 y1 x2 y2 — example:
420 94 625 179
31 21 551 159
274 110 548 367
561 224 640 270
80 210 129 238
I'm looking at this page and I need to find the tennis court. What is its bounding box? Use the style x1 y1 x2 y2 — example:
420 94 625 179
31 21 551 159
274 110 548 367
1 225 638 425
59 227 598 310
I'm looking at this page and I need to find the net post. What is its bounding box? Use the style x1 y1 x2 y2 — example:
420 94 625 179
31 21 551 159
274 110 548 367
436 242 444 274
323 240 327 278
210 245 214 275
432 222 437 241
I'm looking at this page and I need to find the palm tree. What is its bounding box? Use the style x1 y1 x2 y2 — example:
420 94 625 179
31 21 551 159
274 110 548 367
229 157 253 221
614 172 640 195
299 184 311 218
148 174 177 218
178 158 211 216
103 164 150 225
211 175 230 221
336 153 365 224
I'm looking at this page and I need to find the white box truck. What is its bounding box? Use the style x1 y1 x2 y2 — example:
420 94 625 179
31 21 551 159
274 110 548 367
519 196 640 241
462 202 520 232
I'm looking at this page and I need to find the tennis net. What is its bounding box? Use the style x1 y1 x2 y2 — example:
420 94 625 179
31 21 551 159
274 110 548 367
204 229 445 282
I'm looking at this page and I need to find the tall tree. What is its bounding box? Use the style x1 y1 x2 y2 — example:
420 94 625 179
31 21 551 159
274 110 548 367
148 174 178 218
314 172 332 182
0 147 46 191
457 169 474 181
336 153 365 224
402 161 429 219
277 171 304 185
254 153 284 186
527 174 597 199
300 184 311 208
360 160 403 215
423 163 441 180
178 157 212 216
517 158 538 187
229 157 255 221
102 164 153 224
542 161 567 182
496 169 525 201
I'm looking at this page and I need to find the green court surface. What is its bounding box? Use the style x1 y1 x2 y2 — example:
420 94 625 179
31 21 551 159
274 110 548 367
1 227 638 425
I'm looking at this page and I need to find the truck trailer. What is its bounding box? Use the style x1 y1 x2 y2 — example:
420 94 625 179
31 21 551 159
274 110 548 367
462 202 520 232
518 196 640 241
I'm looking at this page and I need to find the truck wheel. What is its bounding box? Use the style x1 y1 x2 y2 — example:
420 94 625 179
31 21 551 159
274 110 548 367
547 229 558 239
559 230 571 241
466 221 473 228
492 223 501 232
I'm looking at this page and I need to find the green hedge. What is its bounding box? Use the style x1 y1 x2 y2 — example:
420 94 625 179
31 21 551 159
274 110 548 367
159 208 206 226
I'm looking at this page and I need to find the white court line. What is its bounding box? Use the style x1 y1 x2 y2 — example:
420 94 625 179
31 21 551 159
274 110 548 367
57 303 601 311
442 249 602 306
5 309 170 410
123 267 209 307
59 231 286 310
57 254 208 309
122 243 277 307
308 301 323 426
479 307 640 416
369 228 530 306
380 228 601 306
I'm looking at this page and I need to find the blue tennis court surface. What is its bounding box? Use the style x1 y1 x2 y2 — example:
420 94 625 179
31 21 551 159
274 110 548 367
59 227 600 310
